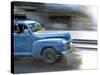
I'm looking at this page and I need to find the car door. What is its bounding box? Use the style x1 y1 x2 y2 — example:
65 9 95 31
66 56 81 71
14 24 32 56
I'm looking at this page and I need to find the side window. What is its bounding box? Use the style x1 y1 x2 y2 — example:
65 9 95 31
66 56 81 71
14 24 28 34
18 24 24 33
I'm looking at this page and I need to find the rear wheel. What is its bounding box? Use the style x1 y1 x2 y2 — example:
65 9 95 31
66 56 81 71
42 48 60 64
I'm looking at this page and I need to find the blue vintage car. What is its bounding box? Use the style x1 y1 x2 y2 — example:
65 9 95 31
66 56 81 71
13 19 74 63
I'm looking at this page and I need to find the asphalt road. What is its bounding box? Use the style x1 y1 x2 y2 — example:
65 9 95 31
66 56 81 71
14 48 97 74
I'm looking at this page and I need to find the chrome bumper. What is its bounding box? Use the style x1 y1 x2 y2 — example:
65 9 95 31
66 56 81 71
62 45 75 55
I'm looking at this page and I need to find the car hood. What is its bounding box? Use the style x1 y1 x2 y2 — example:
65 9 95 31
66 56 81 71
34 30 71 40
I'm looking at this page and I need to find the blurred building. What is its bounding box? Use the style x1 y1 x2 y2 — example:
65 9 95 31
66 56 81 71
13 1 97 31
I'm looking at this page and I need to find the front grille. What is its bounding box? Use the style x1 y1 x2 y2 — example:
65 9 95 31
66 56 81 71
66 42 71 49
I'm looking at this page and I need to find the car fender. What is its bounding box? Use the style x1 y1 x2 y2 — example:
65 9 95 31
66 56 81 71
32 38 67 58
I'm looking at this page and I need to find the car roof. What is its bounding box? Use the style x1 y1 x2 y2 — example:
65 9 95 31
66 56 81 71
14 19 40 25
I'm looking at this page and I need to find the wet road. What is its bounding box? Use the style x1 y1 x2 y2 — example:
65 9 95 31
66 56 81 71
14 48 97 74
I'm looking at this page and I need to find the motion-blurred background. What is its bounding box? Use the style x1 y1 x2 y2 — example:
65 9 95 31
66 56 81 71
13 2 97 31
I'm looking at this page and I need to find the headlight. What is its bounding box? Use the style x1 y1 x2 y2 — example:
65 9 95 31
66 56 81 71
62 40 67 44
62 40 67 47
70 42 73 46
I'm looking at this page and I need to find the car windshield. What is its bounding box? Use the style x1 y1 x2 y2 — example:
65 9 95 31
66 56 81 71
28 23 44 32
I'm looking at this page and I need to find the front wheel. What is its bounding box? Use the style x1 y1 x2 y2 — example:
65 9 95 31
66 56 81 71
42 48 60 64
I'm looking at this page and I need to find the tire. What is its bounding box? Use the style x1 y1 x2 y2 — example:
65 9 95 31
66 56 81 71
42 47 59 64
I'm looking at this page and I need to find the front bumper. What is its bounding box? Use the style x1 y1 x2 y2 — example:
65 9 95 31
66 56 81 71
62 45 75 55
